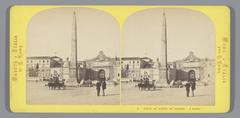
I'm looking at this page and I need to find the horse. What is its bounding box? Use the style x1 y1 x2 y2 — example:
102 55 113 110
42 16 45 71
48 79 65 90
138 79 156 91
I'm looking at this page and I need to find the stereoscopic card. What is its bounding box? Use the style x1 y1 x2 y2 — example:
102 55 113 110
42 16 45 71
10 5 230 113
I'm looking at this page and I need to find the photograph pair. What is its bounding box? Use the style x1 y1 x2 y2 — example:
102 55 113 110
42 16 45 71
26 7 215 106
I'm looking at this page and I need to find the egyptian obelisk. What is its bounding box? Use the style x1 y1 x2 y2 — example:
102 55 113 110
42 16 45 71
68 11 78 85
159 11 168 86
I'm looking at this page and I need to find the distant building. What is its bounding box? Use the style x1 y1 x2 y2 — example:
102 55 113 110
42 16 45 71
26 52 215 85
120 51 215 85
82 51 120 81
121 57 141 81
174 51 215 83
201 59 215 83
26 56 63 81
121 57 154 81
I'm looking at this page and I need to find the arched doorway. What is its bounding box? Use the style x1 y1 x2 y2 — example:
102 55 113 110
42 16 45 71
188 70 196 80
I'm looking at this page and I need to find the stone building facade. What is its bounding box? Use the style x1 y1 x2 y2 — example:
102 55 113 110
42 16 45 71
26 51 215 85
82 51 120 81
174 51 215 83
26 56 63 81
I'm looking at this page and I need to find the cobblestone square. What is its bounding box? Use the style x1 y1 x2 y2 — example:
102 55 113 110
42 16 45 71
121 82 214 105
27 81 120 105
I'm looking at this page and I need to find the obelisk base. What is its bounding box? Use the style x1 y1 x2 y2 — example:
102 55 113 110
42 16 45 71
155 67 169 88
65 68 78 86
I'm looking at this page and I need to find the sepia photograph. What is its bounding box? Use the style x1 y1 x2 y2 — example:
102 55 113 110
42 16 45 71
26 8 121 105
121 8 215 105
26 7 215 106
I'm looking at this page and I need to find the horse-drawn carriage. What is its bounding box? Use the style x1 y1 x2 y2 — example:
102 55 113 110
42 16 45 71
137 79 156 91
47 78 66 90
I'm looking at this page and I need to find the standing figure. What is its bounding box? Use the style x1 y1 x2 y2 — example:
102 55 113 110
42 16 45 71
96 69 107 96
189 70 196 97
185 81 191 97
191 81 196 97
102 81 106 96
96 81 101 96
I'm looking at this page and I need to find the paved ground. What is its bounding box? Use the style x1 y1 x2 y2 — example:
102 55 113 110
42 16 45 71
27 81 214 106
121 82 215 105
27 81 120 105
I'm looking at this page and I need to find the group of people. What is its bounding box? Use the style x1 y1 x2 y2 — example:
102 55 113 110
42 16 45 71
96 69 107 96
185 70 197 97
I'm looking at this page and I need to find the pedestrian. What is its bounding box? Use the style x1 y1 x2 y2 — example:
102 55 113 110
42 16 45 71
191 81 196 97
189 70 196 97
185 81 191 97
97 69 107 96
102 81 106 96
96 81 101 96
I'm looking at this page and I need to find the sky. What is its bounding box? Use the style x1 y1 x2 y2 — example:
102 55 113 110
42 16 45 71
27 8 215 62
122 8 215 61
27 8 120 61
